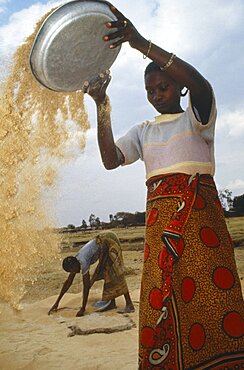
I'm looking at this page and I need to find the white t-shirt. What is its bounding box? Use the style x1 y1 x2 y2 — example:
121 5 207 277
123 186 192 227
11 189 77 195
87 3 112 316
75 239 100 275
116 94 217 179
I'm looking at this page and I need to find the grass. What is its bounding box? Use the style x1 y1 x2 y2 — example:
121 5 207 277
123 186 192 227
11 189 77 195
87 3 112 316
60 217 244 250
59 226 146 251
225 216 244 246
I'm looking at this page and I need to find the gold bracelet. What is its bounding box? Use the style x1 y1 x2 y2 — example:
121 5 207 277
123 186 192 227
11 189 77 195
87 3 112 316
160 53 176 70
143 40 152 59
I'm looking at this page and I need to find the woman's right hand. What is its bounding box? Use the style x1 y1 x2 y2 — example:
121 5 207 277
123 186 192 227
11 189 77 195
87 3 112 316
83 70 111 105
48 302 59 315
103 6 146 51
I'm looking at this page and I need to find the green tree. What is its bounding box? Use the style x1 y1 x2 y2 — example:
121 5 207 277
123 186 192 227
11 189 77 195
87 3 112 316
89 214 96 228
135 211 145 225
67 224 75 229
233 194 244 213
218 189 233 210
81 219 87 230
95 217 101 229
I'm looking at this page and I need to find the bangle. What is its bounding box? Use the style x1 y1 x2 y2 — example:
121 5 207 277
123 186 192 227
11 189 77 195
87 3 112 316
160 53 176 70
143 40 152 59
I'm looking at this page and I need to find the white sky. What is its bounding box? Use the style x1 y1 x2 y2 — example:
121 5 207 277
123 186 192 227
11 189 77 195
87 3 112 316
1 0 244 226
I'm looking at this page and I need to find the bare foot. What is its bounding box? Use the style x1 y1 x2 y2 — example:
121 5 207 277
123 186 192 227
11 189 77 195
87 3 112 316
117 305 135 314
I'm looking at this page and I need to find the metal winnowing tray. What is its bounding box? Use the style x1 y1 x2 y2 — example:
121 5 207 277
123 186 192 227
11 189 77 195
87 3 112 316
29 0 121 92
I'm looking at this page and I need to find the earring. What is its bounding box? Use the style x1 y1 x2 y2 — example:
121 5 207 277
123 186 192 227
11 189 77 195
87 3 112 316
180 88 188 97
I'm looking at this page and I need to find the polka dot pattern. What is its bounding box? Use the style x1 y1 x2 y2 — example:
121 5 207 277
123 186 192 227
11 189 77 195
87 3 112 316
213 267 234 290
139 173 244 369
149 287 163 310
223 311 244 338
181 277 195 303
144 244 150 262
189 323 205 351
200 226 220 248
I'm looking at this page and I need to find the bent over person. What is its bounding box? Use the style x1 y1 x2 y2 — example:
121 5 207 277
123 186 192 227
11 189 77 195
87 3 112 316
83 4 244 370
48 231 134 317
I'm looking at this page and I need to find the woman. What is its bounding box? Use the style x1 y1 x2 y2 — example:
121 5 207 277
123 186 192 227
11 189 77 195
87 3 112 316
85 4 244 369
48 231 134 316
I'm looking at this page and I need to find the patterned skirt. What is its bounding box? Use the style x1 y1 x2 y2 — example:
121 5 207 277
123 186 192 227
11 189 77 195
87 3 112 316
93 232 129 301
139 173 244 369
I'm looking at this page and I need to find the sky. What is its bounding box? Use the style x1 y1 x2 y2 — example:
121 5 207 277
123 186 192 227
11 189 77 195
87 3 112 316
0 0 244 227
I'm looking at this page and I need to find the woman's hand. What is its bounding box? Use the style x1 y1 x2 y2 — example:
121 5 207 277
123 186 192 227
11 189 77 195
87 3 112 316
83 70 111 105
103 6 145 50
48 302 59 315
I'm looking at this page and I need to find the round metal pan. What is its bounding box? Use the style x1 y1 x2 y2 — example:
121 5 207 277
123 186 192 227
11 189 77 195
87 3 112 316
29 0 121 92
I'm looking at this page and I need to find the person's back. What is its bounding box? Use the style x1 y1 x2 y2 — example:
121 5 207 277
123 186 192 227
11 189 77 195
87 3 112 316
75 239 100 275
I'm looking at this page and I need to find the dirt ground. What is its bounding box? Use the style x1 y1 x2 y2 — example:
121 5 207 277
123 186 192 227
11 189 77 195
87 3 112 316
0 246 243 370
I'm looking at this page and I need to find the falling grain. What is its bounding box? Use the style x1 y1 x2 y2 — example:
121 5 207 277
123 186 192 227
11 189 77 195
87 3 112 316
0 10 90 308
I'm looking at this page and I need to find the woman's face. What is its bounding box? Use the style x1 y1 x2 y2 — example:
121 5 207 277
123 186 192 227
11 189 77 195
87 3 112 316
145 70 182 114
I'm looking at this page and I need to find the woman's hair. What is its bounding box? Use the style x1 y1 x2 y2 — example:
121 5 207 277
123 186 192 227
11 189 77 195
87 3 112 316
144 61 162 78
62 256 77 272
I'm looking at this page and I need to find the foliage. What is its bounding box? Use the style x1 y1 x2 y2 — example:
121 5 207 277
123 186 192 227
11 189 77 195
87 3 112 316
218 189 233 210
88 214 101 229
88 214 96 228
67 224 75 229
95 217 101 227
81 219 87 230
233 194 244 213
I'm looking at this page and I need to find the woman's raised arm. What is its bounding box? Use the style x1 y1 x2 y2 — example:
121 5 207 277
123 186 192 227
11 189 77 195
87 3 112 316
104 6 212 123
84 72 124 169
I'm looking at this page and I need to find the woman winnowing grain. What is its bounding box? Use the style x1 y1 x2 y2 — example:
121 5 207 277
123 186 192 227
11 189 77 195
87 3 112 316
84 4 244 370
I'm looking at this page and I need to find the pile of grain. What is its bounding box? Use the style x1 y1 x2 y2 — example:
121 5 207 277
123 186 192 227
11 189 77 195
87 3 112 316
0 11 90 308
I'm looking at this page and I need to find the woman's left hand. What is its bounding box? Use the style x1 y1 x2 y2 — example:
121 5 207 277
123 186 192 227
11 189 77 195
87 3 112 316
76 308 85 317
104 6 145 50
82 70 111 104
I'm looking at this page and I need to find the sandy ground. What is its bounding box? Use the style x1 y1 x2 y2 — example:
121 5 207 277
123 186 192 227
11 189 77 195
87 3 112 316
0 292 140 370
0 248 243 370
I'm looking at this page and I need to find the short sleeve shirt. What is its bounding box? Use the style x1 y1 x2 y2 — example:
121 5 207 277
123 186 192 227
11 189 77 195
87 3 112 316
116 93 217 179
75 239 100 275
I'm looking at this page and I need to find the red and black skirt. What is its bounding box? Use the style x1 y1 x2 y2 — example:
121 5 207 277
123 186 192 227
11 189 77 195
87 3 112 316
139 173 244 369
